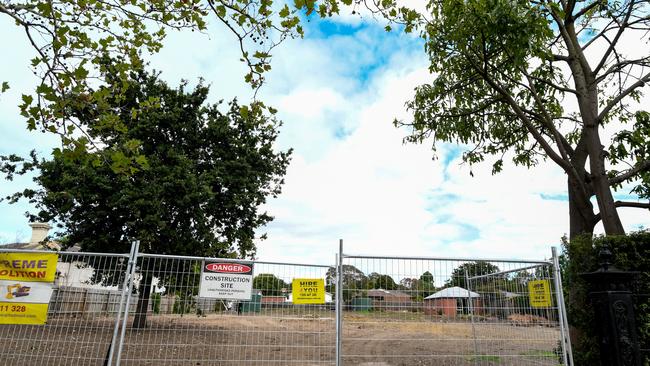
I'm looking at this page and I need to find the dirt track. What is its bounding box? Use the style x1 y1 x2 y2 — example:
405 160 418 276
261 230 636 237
0 312 561 365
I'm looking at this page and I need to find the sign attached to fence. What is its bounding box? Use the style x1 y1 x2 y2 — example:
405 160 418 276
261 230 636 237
0 252 58 324
199 260 254 300
528 279 552 308
292 278 325 304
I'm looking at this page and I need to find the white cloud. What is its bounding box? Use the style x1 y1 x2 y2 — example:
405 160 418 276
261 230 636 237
1 11 647 268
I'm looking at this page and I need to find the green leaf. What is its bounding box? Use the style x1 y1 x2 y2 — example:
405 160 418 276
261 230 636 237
240 105 249 119
279 5 290 18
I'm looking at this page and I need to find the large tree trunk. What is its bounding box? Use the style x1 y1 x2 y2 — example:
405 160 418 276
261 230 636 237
132 271 152 328
567 176 597 239
588 147 625 235
567 135 597 239
564 36 626 236
582 84 625 235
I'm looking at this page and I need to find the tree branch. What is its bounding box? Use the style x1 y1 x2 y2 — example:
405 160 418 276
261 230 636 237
573 0 603 20
598 71 650 121
465 55 575 174
593 200 650 223
615 201 650 209
609 160 650 186
592 0 636 76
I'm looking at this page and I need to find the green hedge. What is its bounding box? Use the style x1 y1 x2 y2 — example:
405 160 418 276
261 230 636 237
561 230 650 366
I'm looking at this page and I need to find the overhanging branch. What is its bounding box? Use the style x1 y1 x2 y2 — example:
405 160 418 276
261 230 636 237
610 160 650 185
594 200 650 223
598 71 650 121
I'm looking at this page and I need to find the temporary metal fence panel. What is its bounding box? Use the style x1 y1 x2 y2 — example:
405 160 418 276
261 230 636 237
115 253 336 365
0 249 131 366
1 244 571 366
338 250 572 366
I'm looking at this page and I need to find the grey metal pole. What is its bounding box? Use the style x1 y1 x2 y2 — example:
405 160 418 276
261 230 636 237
552 247 571 365
335 239 343 366
465 269 479 366
115 240 140 366
106 241 137 366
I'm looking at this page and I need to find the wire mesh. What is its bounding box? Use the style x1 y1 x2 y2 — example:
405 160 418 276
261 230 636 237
0 247 570 366
116 253 336 365
0 250 130 366
339 255 566 366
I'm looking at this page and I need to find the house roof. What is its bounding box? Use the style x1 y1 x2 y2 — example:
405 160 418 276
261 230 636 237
367 289 410 298
500 290 523 299
424 286 480 299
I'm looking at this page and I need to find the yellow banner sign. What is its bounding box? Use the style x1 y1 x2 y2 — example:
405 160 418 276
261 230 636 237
0 303 49 325
292 278 325 304
0 253 58 283
528 280 552 308
0 252 58 324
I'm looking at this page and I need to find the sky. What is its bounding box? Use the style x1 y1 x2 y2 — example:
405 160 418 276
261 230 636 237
0 9 648 266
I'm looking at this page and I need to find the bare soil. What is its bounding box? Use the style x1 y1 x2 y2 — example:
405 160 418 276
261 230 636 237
0 312 562 366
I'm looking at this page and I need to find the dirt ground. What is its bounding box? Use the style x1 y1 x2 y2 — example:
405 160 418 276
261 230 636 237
0 312 562 366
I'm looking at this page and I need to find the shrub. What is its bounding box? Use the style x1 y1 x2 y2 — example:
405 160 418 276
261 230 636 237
561 230 650 366
151 293 161 314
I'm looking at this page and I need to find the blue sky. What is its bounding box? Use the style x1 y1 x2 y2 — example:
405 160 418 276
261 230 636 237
0 11 647 263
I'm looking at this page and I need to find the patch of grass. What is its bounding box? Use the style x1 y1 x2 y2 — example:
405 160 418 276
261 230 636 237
521 349 558 358
467 355 501 364
521 349 562 365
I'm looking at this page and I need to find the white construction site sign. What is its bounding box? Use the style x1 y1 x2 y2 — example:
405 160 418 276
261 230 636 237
199 261 254 300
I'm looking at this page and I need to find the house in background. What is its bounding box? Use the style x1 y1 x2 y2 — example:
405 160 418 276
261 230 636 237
367 289 412 311
0 222 102 288
423 286 482 317
1 222 60 250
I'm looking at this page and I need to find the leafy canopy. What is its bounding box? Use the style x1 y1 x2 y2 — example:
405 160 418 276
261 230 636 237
253 273 289 296
392 0 650 235
0 0 306 172
1 63 292 258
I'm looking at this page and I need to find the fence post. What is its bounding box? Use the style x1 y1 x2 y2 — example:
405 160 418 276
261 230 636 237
552 247 573 365
465 269 479 366
106 241 138 366
335 239 343 366
115 240 140 366
580 245 641 366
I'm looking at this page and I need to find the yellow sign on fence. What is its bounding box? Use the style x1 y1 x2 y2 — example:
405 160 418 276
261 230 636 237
528 279 552 308
0 252 58 324
292 278 325 304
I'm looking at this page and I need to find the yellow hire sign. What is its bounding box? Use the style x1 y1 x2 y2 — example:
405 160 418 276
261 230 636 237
0 252 58 325
292 278 325 305
528 279 552 308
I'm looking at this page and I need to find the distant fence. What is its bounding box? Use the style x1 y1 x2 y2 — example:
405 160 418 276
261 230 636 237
338 247 572 366
0 242 573 365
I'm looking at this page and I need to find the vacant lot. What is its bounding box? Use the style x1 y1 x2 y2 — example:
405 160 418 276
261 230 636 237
0 312 561 365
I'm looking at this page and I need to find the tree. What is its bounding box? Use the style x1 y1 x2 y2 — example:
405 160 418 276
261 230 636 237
253 273 288 296
392 0 650 238
325 264 368 301
367 272 397 290
399 271 436 300
1 64 291 327
419 271 434 285
446 261 501 288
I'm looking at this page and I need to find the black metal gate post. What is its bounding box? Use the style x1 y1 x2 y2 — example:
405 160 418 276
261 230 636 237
581 245 642 366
